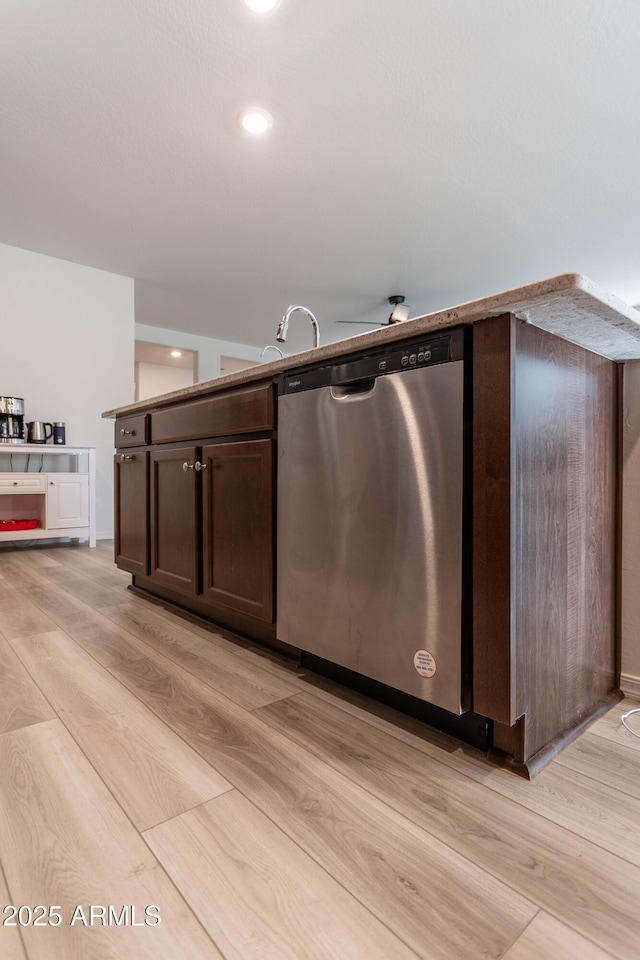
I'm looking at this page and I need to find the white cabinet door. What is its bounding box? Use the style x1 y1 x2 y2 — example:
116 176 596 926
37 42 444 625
47 474 89 529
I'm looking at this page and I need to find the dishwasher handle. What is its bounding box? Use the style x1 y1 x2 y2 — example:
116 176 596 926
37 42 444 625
330 379 377 401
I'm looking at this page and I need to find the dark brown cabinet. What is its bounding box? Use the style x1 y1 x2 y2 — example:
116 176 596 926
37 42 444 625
146 440 275 620
150 446 199 596
201 439 274 621
114 450 149 576
115 381 277 637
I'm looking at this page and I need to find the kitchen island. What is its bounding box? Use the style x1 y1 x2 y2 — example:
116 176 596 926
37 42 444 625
104 274 640 776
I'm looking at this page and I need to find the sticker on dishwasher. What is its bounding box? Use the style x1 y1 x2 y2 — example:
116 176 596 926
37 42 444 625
413 649 437 679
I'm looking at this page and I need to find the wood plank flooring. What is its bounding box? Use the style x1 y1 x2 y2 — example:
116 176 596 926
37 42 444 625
0 541 638 960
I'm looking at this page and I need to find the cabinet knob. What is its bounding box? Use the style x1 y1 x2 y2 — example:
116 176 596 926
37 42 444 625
182 462 195 471
120 454 133 462
194 461 207 471
120 428 134 436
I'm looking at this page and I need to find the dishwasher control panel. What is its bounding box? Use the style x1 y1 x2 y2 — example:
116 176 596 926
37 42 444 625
281 329 463 395
396 338 449 370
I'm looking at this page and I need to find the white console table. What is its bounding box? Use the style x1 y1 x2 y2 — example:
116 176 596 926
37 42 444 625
0 445 96 547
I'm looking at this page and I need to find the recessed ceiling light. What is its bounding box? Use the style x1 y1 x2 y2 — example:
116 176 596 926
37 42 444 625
170 350 182 358
239 107 273 135
243 0 279 11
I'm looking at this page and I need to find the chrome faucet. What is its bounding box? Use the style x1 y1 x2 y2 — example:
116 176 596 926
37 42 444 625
277 305 320 349
260 344 284 359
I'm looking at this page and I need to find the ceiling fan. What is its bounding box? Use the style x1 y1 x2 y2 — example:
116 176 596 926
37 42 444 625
335 295 411 327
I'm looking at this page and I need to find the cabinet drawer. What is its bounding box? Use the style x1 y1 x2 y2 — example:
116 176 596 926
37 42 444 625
0 473 47 494
151 384 274 443
115 414 149 448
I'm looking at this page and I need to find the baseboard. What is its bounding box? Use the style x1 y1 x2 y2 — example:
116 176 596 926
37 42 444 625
620 672 640 701
490 689 624 779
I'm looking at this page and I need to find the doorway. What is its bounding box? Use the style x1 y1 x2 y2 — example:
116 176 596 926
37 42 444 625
220 355 260 375
135 341 198 402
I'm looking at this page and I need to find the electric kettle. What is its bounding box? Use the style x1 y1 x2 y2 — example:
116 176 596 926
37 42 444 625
26 421 53 444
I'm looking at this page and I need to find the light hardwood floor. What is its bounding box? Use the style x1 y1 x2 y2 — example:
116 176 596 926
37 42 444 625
0 541 639 960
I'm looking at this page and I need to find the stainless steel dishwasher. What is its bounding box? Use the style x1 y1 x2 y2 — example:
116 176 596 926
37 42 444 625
277 328 469 716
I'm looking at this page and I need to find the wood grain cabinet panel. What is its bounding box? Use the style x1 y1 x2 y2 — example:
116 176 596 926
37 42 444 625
114 451 149 576
150 447 199 596
473 314 618 770
151 385 274 444
201 439 274 622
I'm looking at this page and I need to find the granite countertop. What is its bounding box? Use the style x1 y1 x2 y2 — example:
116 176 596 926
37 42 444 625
103 273 640 418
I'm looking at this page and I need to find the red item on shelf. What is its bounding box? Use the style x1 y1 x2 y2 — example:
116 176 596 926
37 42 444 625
0 519 40 531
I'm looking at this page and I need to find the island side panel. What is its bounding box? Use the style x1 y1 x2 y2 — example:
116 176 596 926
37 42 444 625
513 321 617 760
472 315 517 726
513 321 572 743
473 315 618 766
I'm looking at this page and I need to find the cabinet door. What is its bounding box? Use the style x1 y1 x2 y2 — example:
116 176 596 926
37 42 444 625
150 446 199 595
201 439 274 622
114 451 149 575
47 474 89 529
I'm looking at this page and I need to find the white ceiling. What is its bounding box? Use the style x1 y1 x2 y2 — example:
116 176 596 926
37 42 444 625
2 1 640 355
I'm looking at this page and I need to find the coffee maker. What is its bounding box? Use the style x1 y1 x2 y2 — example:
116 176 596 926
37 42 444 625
0 397 25 444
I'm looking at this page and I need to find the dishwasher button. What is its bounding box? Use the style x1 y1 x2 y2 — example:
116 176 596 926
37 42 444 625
401 356 409 366
409 354 417 364
417 352 424 362
378 360 387 371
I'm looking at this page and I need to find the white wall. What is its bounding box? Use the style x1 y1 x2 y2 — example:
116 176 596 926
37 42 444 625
135 323 278 382
136 361 193 401
622 361 640 698
0 243 134 539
